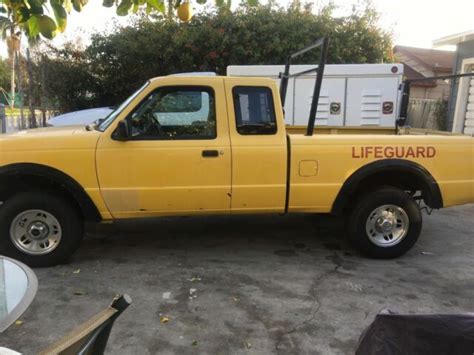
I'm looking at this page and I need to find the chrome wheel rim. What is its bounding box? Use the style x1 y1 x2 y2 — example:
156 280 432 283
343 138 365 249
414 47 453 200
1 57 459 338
365 204 409 247
10 209 62 255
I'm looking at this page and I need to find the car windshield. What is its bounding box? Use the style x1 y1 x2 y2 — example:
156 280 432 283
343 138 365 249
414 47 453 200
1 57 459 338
97 81 150 131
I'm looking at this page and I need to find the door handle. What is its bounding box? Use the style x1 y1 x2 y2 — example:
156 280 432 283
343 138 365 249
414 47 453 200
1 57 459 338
202 150 219 158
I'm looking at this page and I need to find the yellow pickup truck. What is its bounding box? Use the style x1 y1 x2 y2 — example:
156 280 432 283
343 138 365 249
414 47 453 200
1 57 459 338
0 39 473 266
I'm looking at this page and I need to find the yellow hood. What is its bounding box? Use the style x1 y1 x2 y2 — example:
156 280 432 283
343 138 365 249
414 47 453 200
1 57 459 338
0 126 101 152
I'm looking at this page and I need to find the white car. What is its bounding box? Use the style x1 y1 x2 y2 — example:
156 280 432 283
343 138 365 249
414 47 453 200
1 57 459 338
48 107 114 126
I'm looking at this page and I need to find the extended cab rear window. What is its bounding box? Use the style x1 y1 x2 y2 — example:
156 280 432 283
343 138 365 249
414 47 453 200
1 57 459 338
233 86 277 135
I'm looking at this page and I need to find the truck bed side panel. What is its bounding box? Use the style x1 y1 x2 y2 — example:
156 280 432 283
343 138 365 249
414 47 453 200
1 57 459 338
288 134 474 212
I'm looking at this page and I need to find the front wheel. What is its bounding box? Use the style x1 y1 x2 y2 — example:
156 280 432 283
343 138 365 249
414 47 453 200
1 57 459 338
0 191 84 267
347 187 422 259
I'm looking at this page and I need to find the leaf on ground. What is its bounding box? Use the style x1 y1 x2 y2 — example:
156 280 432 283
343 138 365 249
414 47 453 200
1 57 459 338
187 277 201 282
74 290 87 295
72 269 81 274
160 316 169 323
192 340 198 346
14 320 23 326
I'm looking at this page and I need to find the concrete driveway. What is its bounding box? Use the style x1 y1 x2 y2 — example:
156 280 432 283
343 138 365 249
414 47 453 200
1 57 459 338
2 204 474 354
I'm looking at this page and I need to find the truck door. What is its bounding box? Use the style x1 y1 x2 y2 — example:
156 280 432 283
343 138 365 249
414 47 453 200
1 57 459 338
95 78 231 218
224 78 288 213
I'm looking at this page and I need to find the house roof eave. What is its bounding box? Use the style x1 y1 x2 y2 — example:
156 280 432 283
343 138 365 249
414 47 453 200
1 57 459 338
433 30 474 47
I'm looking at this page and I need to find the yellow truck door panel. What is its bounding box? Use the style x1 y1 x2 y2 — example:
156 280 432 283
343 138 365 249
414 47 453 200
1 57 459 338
96 78 231 218
224 78 287 213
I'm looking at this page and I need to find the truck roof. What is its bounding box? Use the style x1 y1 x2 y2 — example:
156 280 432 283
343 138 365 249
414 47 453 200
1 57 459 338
149 75 277 84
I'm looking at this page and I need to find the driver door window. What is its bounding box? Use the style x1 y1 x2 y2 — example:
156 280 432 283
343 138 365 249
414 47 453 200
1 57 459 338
129 87 216 140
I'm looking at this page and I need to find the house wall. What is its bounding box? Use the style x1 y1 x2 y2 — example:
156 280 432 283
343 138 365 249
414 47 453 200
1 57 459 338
410 84 450 100
447 39 474 130
396 52 451 100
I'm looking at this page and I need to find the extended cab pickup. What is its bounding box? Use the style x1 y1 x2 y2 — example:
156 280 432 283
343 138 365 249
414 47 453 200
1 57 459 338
0 66 473 266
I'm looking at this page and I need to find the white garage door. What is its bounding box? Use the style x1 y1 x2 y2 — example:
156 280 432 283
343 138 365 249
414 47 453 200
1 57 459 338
464 65 474 135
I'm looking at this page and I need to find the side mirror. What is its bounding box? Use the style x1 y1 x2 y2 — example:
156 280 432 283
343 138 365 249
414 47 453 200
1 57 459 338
112 120 129 141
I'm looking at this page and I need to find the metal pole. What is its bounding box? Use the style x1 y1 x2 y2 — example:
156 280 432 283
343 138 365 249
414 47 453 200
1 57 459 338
0 104 6 133
306 37 329 136
279 57 291 107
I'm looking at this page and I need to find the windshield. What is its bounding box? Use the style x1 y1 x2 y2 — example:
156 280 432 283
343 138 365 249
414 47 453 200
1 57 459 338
97 81 150 131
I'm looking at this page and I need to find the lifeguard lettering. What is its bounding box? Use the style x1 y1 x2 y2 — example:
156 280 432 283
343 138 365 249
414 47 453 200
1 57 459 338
352 146 436 159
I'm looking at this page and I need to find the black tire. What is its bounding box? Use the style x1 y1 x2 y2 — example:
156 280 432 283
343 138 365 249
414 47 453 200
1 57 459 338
0 191 84 267
347 187 422 259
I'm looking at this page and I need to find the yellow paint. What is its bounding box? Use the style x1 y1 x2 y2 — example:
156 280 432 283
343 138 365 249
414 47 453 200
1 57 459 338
299 160 318 177
288 134 474 211
96 77 231 218
224 77 287 213
0 75 472 221
0 127 112 219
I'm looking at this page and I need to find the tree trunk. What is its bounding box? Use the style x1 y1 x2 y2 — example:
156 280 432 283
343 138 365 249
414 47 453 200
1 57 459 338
9 56 15 109
168 0 173 19
26 48 37 128
40 56 47 127
6 36 16 110
14 52 25 129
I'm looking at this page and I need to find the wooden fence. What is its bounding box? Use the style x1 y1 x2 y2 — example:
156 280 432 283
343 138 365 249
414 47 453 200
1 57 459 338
407 99 444 130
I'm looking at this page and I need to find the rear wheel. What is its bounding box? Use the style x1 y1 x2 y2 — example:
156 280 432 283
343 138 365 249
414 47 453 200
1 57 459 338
347 187 422 259
0 191 84 267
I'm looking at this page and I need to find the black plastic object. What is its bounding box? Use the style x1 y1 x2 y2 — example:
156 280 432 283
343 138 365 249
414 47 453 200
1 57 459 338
82 294 133 354
356 309 474 355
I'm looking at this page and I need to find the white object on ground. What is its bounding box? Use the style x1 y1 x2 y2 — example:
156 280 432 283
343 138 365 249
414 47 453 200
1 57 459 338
0 347 22 355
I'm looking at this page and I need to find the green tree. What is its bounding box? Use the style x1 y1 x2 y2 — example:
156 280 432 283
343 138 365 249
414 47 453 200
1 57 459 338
1 0 258 114
40 2 393 111
81 3 393 106
39 42 99 112
0 58 10 92
0 0 257 41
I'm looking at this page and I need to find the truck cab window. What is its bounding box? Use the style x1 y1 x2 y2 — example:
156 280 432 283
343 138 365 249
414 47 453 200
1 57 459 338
233 86 277 135
128 87 216 140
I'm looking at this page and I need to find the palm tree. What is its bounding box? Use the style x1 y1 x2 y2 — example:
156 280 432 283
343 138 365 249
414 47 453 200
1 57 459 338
0 17 20 109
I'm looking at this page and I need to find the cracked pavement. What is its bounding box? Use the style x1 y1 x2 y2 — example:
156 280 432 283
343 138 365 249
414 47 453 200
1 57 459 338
2 204 474 354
